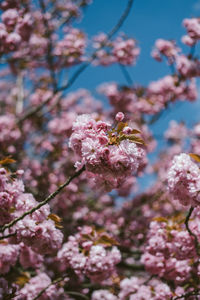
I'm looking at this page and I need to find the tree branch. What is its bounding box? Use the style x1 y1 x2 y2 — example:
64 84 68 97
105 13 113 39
119 64 133 85
32 275 67 300
32 274 89 300
185 206 200 256
0 166 85 235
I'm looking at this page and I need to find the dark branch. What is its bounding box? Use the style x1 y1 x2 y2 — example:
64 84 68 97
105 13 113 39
0 166 85 235
185 206 200 256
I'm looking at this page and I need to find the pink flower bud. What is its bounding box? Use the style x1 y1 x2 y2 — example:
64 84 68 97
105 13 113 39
115 112 124 122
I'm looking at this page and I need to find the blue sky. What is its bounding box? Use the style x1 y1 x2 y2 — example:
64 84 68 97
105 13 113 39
70 0 200 134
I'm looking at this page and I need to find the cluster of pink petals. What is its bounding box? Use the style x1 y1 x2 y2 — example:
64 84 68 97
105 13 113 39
92 289 118 300
176 54 200 78
152 39 180 63
147 75 197 104
19 243 43 269
0 168 24 225
0 8 33 54
167 153 200 206
0 168 63 255
0 114 21 150
164 120 188 143
119 277 172 300
182 18 200 45
69 114 146 190
57 226 121 282
0 243 19 274
14 273 61 300
112 37 140 65
141 218 197 283
99 76 197 116
15 218 63 255
92 277 172 300
54 28 86 66
93 34 139 66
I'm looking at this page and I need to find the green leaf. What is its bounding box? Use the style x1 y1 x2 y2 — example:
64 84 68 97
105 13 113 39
117 122 127 133
0 157 16 165
95 234 119 246
131 129 141 134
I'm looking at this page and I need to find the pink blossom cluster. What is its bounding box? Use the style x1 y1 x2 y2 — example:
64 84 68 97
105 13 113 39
0 168 63 254
119 277 172 300
92 277 172 300
93 34 140 66
0 243 19 274
164 120 188 143
167 153 200 206
141 218 196 283
0 114 21 152
57 226 121 282
92 290 118 300
147 75 197 105
176 54 200 78
99 75 197 116
0 8 33 54
0 167 24 225
152 39 180 63
182 18 200 46
69 113 146 190
112 37 140 65
14 273 62 300
0 241 42 279
54 28 86 66
152 43 200 79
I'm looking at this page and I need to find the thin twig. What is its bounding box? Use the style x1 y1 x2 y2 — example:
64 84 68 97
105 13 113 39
119 64 133 85
185 206 200 256
107 0 134 40
0 166 85 234
32 275 67 300
32 274 89 300
0 232 16 240
65 291 89 299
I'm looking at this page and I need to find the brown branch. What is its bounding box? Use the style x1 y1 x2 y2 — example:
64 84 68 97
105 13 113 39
32 275 67 300
65 291 89 299
32 274 89 300
185 206 200 256
0 166 85 235
0 232 16 240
